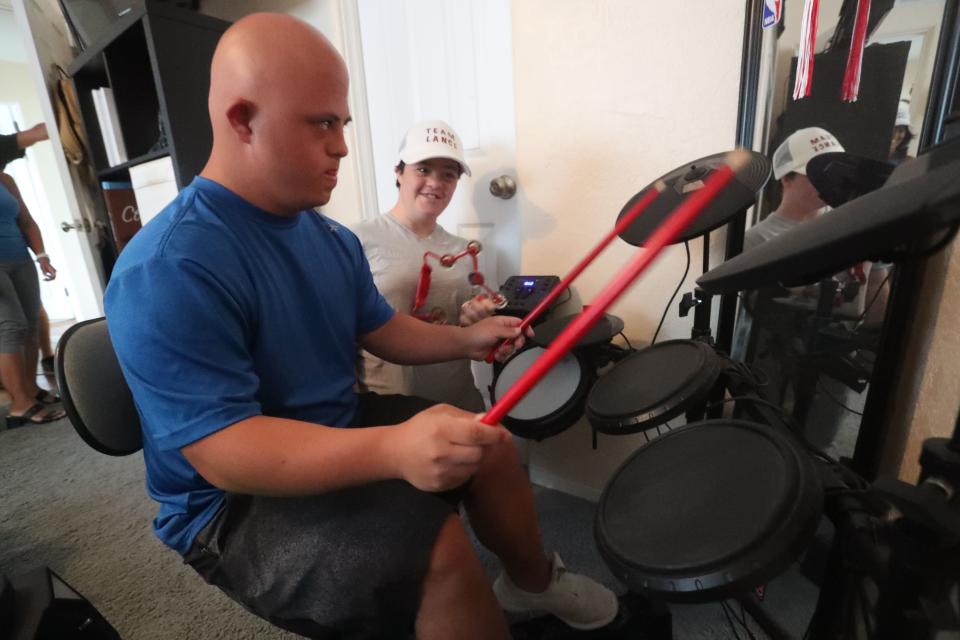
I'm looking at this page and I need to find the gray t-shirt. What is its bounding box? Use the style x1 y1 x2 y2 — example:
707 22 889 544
734 209 809 360
351 213 485 412
743 209 808 251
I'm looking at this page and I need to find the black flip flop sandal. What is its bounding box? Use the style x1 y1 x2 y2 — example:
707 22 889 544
7 403 65 428
35 389 61 404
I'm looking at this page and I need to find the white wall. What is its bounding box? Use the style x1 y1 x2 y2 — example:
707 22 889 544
512 0 746 499
199 0 369 228
0 7 27 62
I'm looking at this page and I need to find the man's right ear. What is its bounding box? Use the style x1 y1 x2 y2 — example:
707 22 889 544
225 100 256 143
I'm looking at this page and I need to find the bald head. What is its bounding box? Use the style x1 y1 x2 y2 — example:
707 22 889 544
209 14 344 128
202 13 351 214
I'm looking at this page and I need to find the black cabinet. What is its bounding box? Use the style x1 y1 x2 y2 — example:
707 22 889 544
67 0 229 188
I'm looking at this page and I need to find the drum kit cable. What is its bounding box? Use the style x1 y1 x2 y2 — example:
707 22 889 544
482 137 960 639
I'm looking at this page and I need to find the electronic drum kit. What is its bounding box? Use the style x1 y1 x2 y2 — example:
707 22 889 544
485 137 960 639
490 150 770 445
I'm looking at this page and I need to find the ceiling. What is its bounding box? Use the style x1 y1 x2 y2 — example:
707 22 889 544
0 5 27 64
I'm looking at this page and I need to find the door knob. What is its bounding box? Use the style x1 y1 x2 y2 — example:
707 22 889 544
489 175 517 200
61 218 91 232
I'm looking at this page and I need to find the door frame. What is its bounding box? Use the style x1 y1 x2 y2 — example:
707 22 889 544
338 0 380 220
13 0 106 320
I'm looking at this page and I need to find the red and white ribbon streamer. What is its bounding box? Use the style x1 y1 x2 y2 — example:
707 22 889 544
841 0 872 102
793 0 821 100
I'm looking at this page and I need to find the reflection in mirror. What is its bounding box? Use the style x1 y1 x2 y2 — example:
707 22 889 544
732 0 946 461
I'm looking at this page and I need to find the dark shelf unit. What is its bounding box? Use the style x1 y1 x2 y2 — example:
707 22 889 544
67 1 229 188
96 147 170 181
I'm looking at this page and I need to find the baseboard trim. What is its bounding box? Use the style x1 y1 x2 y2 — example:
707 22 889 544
529 466 602 503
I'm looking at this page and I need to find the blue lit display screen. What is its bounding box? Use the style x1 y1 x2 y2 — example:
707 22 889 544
522 280 535 287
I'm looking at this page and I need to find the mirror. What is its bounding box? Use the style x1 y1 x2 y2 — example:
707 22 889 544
733 0 948 462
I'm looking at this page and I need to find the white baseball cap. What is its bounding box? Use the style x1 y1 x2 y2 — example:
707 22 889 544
397 119 471 177
772 127 845 180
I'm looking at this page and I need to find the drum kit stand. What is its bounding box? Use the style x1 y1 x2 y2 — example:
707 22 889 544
485 137 960 639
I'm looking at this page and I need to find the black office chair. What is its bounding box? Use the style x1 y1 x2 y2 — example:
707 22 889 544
54 317 142 456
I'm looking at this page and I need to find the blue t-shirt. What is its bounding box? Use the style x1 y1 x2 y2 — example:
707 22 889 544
104 177 394 554
0 182 29 261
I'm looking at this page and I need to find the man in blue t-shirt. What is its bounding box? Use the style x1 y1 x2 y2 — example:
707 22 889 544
105 13 617 639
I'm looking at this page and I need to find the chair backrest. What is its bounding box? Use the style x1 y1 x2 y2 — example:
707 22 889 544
55 318 142 456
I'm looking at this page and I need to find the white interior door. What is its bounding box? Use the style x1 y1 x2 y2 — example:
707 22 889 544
12 0 106 320
354 0 520 289
0 104 73 319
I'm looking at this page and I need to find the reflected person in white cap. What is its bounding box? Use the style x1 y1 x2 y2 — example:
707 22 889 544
889 99 915 165
744 126 844 251
352 120 499 412
732 127 842 360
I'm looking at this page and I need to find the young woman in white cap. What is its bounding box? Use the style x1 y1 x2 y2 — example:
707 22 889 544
352 120 497 412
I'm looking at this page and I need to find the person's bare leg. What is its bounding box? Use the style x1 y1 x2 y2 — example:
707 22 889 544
464 438 552 592
38 307 53 359
416 515 510 640
21 332 41 396
1 351 38 413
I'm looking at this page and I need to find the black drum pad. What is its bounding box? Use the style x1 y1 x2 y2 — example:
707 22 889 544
531 313 625 350
586 340 721 434
596 420 823 602
618 150 771 246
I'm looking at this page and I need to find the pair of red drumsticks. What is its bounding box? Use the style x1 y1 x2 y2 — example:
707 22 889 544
480 150 750 427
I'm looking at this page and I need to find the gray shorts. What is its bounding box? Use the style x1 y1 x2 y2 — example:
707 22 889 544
0 259 40 353
183 394 462 639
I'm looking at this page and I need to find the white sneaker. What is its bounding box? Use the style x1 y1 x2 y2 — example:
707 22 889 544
492 553 619 630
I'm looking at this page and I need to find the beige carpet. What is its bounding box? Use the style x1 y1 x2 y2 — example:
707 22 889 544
0 420 296 639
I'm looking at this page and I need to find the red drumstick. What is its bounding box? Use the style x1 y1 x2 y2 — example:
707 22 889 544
484 180 668 363
482 150 749 426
